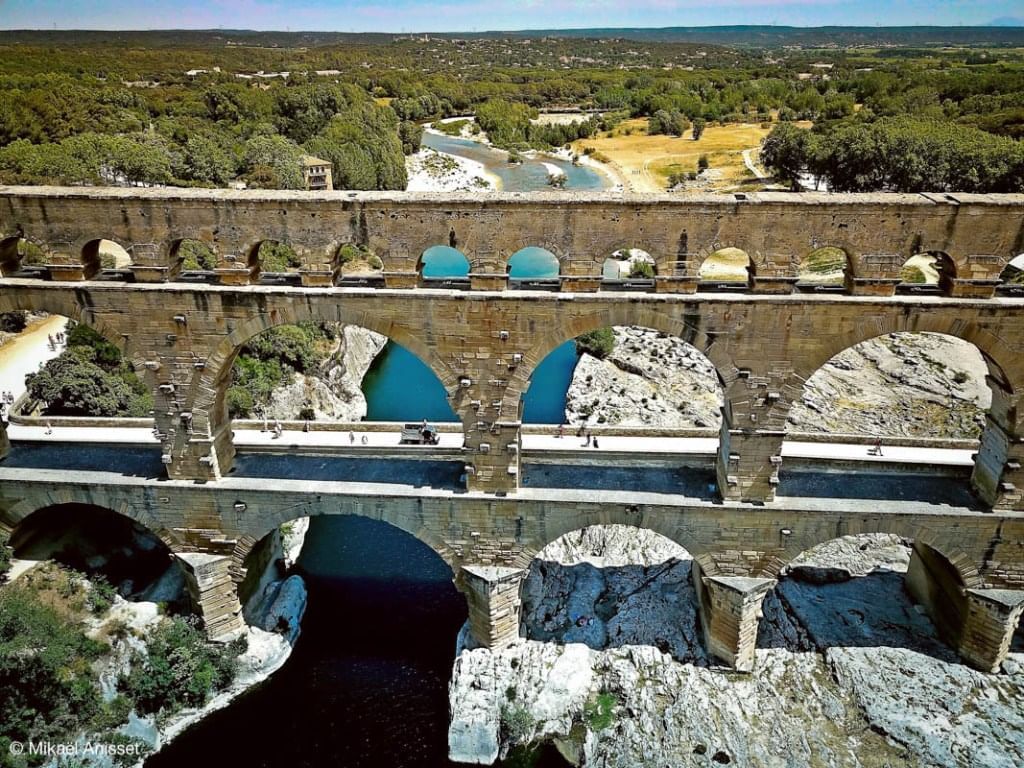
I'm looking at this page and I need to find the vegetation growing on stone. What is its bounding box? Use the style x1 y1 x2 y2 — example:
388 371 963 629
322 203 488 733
227 322 336 417
584 690 618 731
575 327 615 360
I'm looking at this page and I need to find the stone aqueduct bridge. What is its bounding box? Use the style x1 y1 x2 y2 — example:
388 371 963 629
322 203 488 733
2 187 1024 675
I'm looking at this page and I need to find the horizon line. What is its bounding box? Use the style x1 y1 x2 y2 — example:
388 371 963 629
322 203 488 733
1 22 1023 34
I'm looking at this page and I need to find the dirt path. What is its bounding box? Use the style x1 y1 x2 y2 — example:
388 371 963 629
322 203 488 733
0 315 69 399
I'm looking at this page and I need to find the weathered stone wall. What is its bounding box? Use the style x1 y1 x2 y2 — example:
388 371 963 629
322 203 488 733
1 471 1021 590
2 189 1022 291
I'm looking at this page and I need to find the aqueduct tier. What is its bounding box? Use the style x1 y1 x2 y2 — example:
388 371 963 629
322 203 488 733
1 188 1023 672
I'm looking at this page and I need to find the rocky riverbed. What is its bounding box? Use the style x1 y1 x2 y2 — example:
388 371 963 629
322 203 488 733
448 526 1024 767
265 325 386 421
565 327 990 438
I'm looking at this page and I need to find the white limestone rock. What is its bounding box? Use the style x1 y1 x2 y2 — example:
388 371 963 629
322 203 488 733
564 327 723 428
450 526 1024 768
266 324 386 421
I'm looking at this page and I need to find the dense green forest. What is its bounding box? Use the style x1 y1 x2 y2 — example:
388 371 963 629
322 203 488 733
0 30 1021 191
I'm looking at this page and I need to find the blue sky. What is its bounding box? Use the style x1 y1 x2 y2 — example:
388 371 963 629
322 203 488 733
1 0 1021 32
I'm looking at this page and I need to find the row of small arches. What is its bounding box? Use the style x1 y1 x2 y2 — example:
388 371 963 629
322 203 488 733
5 235 1024 293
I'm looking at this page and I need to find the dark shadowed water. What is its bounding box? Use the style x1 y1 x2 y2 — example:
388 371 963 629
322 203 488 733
146 517 568 767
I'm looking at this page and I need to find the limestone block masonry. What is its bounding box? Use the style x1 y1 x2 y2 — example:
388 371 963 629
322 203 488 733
3 188 1024 669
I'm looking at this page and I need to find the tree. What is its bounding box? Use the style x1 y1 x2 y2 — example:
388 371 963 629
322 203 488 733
760 122 812 190
575 327 615 359
691 118 707 141
181 134 236 185
398 120 424 156
475 98 537 148
304 104 407 190
244 134 305 190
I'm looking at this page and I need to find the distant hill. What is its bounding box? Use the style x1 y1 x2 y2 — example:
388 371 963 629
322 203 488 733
1 26 1023 49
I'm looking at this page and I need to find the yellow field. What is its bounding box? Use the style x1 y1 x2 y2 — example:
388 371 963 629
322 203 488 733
572 118 788 193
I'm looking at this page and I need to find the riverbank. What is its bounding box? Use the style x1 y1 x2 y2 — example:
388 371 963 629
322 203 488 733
423 117 622 192
406 137 501 192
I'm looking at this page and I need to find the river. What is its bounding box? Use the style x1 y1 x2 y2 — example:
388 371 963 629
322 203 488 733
146 135 591 768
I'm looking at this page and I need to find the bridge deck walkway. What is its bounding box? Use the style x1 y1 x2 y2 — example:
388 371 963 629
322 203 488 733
0 441 998 516
5 424 976 467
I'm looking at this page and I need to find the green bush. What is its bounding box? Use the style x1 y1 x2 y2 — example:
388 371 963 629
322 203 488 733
178 240 218 271
500 704 535 744
575 327 615 359
0 577 108 750
120 616 243 716
0 533 10 581
697 154 709 171
628 260 655 279
0 312 28 334
87 574 117 615
226 385 255 418
257 241 302 272
584 691 618 731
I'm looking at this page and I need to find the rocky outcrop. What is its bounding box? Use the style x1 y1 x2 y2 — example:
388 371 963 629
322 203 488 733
448 525 1024 767
564 327 989 438
788 331 990 438
564 327 723 428
266 325 386 421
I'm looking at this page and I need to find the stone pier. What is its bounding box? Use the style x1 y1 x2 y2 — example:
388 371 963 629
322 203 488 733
906 541 1024 673
693 562 776 671
175 553 246 642
459 566 525 650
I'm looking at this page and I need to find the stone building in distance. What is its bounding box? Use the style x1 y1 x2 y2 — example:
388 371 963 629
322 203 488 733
300 155 333 191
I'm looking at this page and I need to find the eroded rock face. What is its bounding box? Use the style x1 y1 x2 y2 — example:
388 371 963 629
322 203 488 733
563 328 989 438
564 327 723 428
788 332 990 438
448 526 1024 767
266 325 386 421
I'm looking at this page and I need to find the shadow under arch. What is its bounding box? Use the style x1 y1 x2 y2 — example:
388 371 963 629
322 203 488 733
505 306 737 414
81 238 133 280
520 523 708 661
756 532 963 663
192 309 458 446
230 502 460 580
1 498 176 553
6 502 180 596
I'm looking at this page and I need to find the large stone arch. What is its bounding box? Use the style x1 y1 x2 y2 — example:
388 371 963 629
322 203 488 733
768 521 985 588
503 304 737 412
0 495 178 552
191 304 458 445
795 317 1023 395
508 512 723 578
0 288 141 369
229 502 458 580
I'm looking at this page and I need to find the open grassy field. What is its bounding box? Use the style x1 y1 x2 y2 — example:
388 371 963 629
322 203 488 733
572 118 780 192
